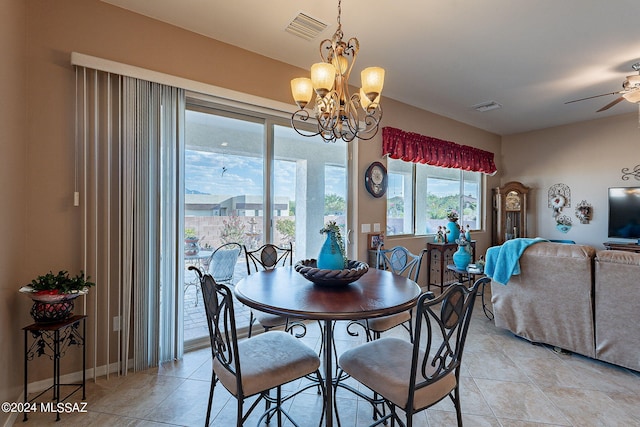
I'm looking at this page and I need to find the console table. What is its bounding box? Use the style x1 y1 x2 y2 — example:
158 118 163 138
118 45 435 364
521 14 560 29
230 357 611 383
23 315 86 421
603 242 640 253
425 241 476 292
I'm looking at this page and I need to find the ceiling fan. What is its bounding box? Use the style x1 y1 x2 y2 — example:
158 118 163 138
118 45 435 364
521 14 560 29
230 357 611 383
565 62 640 112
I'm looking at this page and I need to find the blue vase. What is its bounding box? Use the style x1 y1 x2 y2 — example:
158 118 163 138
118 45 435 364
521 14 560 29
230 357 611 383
453 245 472 270
317 231 345 270
446 221 460 243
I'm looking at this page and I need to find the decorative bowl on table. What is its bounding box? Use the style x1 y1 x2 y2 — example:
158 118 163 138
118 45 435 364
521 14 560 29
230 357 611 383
20 286 89 323
294 259 369 287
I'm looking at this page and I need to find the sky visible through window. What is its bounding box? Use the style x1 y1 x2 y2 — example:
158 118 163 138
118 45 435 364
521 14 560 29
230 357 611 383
388 173 478 197
186 150 346 201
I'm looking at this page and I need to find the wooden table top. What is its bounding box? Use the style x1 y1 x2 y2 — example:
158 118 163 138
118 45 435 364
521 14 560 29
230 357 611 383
234 266 421 321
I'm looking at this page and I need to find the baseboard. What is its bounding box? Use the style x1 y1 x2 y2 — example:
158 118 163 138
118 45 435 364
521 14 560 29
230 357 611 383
4 360 128 426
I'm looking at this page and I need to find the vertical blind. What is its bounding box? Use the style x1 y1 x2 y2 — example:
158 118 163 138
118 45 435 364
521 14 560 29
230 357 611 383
76 66 185 376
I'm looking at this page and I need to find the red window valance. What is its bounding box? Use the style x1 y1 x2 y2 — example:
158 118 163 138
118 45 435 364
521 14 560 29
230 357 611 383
382 127 497 175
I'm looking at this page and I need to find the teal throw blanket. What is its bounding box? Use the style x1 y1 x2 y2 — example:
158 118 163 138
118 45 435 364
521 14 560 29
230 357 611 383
484 238 547 285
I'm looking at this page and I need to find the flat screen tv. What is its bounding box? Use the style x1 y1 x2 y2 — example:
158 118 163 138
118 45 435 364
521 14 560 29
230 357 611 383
608 187 640 240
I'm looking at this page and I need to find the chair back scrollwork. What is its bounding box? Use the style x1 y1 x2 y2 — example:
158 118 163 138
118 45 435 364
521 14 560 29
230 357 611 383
377 246 426 282
410 277 489 409
189 266 243 395
244 243 293 274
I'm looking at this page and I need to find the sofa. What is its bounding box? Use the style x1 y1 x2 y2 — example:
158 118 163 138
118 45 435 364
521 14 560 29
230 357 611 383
490 241 640 372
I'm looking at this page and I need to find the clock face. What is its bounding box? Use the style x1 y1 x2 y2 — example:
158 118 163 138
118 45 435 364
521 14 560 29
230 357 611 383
365 162 387 198
505 191 521 211
371 167 384 184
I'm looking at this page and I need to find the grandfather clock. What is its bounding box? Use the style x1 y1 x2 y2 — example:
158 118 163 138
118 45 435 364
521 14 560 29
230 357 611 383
493 181 529 245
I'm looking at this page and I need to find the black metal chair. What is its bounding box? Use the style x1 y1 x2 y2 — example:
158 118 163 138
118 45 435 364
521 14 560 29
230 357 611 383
243 243 306 338
348 246 426 342
190 266 324 427
336 277 489 427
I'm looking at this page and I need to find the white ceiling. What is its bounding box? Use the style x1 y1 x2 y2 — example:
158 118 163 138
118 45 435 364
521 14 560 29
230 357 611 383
103 0 640 135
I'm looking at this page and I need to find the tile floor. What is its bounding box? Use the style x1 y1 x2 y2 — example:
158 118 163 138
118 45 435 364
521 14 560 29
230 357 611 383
21 289 640 427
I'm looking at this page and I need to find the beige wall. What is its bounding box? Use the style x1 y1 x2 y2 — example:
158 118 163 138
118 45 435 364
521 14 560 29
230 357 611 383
502 112 640 248
2 0 501 414
0 0 28 409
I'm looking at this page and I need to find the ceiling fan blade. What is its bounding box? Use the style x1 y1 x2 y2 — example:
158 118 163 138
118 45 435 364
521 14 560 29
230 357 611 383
564 91 619 104
596 96 625 112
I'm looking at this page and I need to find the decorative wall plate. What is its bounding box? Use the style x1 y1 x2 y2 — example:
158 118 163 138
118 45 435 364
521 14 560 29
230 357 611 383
575 200 592 224
556 215 572 233
548 183 571 218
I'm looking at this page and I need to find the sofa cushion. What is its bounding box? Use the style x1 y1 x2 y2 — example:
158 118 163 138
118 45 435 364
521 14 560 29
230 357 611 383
594 250 640 372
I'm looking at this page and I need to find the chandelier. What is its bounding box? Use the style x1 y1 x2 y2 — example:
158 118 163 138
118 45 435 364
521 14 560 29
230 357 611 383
290 0 385 143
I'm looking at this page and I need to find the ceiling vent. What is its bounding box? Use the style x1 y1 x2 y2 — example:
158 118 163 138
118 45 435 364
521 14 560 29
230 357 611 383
471 101 502 112
285 12 328 41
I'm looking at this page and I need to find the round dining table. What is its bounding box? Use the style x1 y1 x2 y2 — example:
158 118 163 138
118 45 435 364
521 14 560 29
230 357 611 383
234 266 421 427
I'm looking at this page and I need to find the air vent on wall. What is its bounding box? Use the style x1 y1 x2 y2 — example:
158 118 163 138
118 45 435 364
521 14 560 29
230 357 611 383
285 12 328 41
471 101 502 112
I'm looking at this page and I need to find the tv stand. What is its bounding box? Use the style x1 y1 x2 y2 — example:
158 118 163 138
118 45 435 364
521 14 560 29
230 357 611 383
603 242 640 253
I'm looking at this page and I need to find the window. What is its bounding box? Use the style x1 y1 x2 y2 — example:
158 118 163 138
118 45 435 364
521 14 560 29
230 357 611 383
386 159 413 236
387 158 482 236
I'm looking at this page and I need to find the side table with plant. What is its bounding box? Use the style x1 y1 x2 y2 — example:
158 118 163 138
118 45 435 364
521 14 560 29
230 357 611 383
19 271 95 323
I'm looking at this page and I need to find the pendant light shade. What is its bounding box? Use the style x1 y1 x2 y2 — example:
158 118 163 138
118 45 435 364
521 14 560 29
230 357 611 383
291 78 314 109
311 63 337 98
361 67 385 101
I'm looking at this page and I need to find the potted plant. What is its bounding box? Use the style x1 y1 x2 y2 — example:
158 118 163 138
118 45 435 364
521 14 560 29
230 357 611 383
184 227 201 256
20 270 95 323
185 227 199 241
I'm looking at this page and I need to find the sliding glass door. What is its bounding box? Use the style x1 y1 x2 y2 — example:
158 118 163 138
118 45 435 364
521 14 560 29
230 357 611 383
183 102 348 345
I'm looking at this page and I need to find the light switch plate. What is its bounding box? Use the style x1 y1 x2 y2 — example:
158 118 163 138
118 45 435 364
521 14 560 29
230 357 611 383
361 223 371 233
373 223 381 232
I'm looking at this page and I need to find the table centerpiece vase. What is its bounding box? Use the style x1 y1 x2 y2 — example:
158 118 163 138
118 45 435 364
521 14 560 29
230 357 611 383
317 221 346 270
